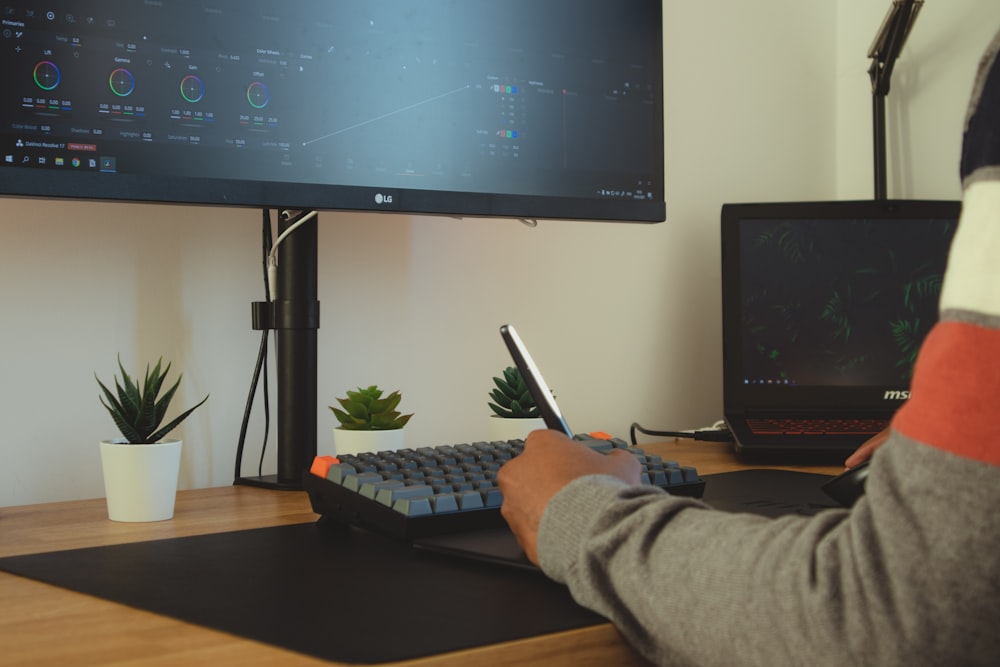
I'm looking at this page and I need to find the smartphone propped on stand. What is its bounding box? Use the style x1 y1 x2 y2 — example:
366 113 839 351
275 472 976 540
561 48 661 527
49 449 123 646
499 324 573 437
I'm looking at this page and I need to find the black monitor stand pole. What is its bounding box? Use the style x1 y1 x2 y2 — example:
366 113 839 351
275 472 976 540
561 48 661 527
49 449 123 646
241 210 320 490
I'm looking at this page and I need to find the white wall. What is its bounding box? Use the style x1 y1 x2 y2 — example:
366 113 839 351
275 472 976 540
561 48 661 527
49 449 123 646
2 1 997 506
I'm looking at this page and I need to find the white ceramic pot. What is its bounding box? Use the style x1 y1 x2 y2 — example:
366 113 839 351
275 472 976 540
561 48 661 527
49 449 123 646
488 416 547 442
99 439 182 522
333 427 405 457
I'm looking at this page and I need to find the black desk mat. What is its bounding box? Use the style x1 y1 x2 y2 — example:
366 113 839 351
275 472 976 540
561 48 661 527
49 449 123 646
0 470 839 663
0 521 604 664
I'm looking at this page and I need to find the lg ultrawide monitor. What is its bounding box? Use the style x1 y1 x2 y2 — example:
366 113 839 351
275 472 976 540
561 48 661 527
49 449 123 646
0 0 665 223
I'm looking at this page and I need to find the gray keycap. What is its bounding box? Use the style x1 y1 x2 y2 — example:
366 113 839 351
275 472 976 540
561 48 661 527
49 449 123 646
375 484 434 507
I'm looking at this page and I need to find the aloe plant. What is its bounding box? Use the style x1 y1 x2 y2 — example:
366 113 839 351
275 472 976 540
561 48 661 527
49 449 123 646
96 356 209 444
331 385 413 430
488 366 541 419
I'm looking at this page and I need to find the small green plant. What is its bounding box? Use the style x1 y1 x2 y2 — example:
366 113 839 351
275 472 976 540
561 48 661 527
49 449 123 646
96 356 209 444
330 385 413 431
488 366 541 419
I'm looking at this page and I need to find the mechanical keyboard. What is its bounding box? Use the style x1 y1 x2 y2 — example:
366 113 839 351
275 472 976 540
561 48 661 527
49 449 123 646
304 433 706 540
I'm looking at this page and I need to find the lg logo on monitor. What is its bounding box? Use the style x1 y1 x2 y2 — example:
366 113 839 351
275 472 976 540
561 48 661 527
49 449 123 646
374 193 393 205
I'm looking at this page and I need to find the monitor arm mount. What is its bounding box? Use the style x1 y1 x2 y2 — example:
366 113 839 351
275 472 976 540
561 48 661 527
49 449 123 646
868 0 923 200
242 209 320 490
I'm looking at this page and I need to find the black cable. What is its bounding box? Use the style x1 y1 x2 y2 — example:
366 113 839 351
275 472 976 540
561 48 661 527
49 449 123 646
256 338 271 477
256 211 273 476
233 209 275 483
629 421 733 446
234 331 269 479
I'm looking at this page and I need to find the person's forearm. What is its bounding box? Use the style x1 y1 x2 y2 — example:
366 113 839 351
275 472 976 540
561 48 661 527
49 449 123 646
538 439 1000 667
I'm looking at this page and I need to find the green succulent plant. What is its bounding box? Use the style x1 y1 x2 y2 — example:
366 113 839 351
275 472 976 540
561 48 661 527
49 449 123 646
330 385 413 431
488 366 541 419
96 356 209 444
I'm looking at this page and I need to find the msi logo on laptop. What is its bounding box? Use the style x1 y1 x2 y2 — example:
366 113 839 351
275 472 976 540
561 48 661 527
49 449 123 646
883 390 911 401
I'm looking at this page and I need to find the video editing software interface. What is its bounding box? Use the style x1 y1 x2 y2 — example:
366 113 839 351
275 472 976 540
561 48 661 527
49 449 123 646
738 216 957 389
0 0 663 210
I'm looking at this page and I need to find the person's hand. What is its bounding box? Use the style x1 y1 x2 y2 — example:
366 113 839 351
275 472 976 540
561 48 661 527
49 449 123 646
844 427 891 469
497 430 642 565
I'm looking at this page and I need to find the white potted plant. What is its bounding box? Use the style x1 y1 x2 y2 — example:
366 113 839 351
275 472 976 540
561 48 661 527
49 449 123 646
96 356 208 522
330 385 413 456
488 366 546 441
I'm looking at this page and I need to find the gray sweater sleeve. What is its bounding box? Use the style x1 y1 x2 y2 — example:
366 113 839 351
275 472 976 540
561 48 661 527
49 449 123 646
537 437 1000 666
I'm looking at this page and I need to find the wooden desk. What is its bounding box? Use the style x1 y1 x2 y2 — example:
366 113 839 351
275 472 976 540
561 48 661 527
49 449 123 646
0 440 842 666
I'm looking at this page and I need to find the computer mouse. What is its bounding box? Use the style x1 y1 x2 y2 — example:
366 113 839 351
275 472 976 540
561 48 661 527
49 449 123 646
820 460 871 507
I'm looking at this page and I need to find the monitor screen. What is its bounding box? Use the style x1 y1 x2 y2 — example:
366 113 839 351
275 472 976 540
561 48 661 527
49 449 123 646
721 199 961 409
0 0 665 222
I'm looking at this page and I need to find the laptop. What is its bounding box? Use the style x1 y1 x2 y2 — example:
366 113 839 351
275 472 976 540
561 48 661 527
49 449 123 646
720 199 960 456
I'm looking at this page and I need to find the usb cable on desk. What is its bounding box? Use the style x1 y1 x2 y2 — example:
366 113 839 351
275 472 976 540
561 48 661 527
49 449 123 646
629 421 733 445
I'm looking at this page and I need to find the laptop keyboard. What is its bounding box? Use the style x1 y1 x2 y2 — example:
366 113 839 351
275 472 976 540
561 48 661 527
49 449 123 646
304 434 706 540
746 417 888 436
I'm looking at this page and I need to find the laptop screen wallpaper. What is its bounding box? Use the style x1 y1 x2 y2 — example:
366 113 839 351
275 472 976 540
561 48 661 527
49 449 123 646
739 218 957 388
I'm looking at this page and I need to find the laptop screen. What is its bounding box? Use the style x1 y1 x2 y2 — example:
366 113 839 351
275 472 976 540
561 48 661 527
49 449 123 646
722 200 960 411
